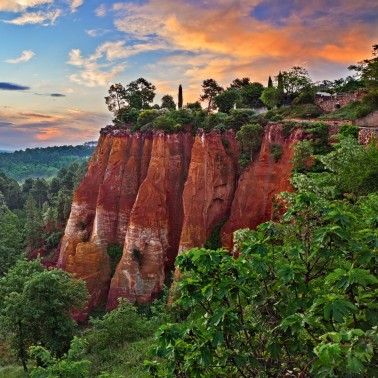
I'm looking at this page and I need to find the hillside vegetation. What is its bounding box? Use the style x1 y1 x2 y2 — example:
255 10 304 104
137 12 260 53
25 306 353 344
0 144 95 182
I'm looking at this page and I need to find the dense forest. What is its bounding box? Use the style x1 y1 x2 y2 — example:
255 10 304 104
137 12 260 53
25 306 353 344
0 144 96 182
0 46 377 377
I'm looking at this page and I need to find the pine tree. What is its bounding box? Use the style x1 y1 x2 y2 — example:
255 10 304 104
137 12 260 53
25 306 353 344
178 84 183 109
268 76 273 88
277 71 284 107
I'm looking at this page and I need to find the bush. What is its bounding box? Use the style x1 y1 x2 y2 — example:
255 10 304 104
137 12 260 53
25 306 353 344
201 113 228 132
225 109 255 131
339 124 359 139
107 243 123 274
168 109 194 125
272 115 283 121
153 115 177 132
137 110 158 128
270 143 283 162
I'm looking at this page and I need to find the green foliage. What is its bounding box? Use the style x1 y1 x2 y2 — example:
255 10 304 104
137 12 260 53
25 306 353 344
318 138 378 196
161 94 176 110
153 115 179 132
238 82 264 108
225 109 255 131
0 145 94 182
113 107 140 126
107 243 123 275
148 191 378 377
349 44 378 89
260 86 279 108
276 103 323 118
214 89 240 113
302 121 330 155
201 112 228 132
236 123 263 162
199 78 224 112
280 66 313 105
204 217 228 250
137 109 159 129
270 143 283 162
0 204 23 276
85 298 168 377
0 259 88 371
178 85 183 109
339 124 359 139
29 337 91 378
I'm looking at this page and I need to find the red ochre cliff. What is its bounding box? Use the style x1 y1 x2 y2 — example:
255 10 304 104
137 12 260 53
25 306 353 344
58 124 305 316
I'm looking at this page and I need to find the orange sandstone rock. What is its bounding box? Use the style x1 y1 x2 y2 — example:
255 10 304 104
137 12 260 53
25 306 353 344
107 132 193 309
178 130 238 253
58 131 152 315
221 124 303 249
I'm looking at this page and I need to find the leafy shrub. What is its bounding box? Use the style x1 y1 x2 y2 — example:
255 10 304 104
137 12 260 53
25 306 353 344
272 115 283 121
282 120 299 137
45 231 63 249
201 113 228 132
107 243 123 274
153 115 177 132
270 143 283 162
225 109 255 131
214 123 227 132
339 124 359 139
137 110 158 128
236 123 263 163
203 217 228 250
168 109 194 125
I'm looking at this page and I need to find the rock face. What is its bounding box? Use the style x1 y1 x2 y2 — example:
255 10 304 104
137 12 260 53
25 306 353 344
58 131 152 316
178 130 239 253
107 132 193 309
59 125 305 317
221 124 303 248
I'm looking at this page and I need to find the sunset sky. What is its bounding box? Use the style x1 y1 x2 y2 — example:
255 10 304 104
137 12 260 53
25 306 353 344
0 0 377 150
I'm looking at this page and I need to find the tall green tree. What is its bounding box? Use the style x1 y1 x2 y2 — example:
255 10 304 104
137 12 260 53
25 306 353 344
0 259 88 371
229 77 251 89
260 86 279 109
104 83 127 113
276 71 284 107
239 82 264 108
268 76 273 87
236 123 263 161
280 66 313 106
0 204 23 276
23 195 43 252
124 78 156 110
199 79 224 112
161 94 176 109
349 44 378 88
214 89 240 113
178 84 183 109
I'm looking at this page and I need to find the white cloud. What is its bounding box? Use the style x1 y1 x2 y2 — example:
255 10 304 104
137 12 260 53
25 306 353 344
68 0 84 13
5 50 35 63
67 48 126 87
0 0 53 12
3 9 61 25
95 4 106 17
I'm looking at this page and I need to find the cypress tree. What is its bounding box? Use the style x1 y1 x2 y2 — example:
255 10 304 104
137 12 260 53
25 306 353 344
178 84 183 109
277 71 284 107
268 76 273 88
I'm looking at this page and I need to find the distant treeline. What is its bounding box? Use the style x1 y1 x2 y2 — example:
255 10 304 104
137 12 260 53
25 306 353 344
0 144 96 181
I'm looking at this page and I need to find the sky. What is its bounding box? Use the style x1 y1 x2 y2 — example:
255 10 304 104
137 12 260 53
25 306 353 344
0 0 377 150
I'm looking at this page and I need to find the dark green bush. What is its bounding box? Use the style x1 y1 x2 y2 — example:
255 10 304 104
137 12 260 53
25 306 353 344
339 124 359 139
137 110 158 128
270 143 283 162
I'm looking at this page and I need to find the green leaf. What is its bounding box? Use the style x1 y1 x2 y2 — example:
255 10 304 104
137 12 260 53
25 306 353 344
347 356 364 373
